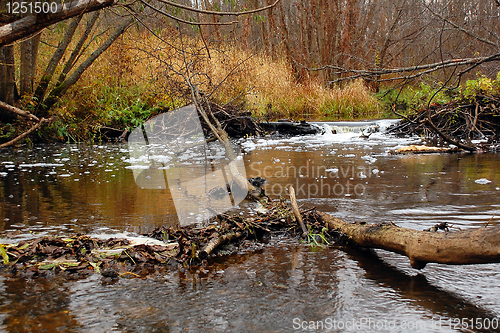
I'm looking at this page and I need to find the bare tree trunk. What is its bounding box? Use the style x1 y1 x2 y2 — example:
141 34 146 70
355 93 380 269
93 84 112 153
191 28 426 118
41 17 134 112
20 38 34 97
56 11 100 86
0 47 6 102
320 212 500 269
0 46 16 123
18 33 41 98
2 45 16 105
34 15 83 107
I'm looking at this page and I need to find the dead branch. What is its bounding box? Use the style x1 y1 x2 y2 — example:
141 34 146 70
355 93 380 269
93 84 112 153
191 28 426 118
424 110 476 152
198 231 244 259
0 100 39 121
0 117 54 148
154 0 281 17
289 186 308 237
306 55 500 84
139 1 239 26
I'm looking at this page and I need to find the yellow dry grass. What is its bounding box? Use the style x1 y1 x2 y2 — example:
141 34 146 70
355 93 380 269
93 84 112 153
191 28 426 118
46 28 381 122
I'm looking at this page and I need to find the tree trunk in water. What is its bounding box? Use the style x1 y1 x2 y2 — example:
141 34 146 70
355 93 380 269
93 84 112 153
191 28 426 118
319 212 500 269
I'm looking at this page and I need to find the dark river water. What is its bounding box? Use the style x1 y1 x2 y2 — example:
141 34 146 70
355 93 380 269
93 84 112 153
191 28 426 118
0 120 500 332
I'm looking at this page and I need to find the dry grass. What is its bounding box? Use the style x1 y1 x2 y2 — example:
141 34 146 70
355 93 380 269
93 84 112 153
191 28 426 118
42 28 381 139
206 48 381 120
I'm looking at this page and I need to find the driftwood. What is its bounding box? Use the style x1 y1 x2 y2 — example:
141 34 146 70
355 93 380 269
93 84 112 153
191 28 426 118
319 212 500 269
198 231 244 259
392 145 461 154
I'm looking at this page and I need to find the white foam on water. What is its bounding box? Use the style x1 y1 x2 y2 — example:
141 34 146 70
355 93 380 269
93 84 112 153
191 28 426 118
125 165 150 170
475 178 492 184
89 231 168 247
19 163 64 168
361 155 377 164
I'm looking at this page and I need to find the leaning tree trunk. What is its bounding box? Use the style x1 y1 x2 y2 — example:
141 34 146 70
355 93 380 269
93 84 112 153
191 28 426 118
319 212 500 269
0 45 16 122
41 17 134 113
33 15 83 109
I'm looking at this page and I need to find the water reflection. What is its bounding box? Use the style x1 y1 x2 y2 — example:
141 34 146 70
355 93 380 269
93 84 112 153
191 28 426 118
0 239 497 332
346 247 497 332
0 123 499 331
0 276 81 332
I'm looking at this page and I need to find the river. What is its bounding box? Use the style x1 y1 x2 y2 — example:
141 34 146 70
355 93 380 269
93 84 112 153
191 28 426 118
0 120 499 332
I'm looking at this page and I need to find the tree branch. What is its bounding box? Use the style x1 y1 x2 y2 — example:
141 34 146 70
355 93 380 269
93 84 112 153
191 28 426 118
154 0 281 17
0 117 54 148
0 0 115 47
423 2 499 50
0 100 39 121
139 1 238 26
42 16 134 111
298 54 500 84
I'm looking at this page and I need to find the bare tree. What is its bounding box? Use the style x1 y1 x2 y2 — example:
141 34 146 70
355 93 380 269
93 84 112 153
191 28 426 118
0 0 280 146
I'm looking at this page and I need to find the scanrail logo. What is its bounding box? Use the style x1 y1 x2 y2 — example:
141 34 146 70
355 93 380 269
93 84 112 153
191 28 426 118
127 105 248 226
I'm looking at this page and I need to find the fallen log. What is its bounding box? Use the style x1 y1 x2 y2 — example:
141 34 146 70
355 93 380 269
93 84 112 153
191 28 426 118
319 212 500 269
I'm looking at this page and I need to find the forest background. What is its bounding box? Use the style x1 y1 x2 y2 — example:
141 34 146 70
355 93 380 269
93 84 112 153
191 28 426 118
0 0 499 142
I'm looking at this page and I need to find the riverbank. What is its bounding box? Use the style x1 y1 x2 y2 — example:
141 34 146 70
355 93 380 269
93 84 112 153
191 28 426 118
1 29 499 145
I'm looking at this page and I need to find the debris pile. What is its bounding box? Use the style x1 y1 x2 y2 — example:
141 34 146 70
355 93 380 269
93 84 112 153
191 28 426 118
388 94 500 152
0 198 336 279
199 102 264 138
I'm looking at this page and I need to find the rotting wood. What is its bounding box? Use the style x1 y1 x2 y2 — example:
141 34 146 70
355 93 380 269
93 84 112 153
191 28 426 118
392 145 461 154
319 212 500 269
